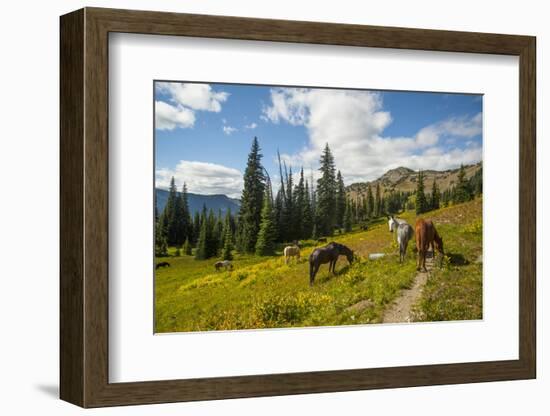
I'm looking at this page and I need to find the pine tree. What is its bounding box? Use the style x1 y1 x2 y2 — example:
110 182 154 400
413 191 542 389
366 184 374 218
273 189 284 242
335 170 346 229
236 137 266 253
283 166 295 241
164 177 179 246
195 211 209 260
192 211 201 244
430 179 441 210
183 237 192 256
316 143 337 236
301 180 314 239
255 185 277 256
453 164 473 203
374 183 382 217
470 166 483 196
155 217 168 257
195 208 217 260
221 213 234 261
179 183 192 243
343 200 353 232
293 168 306 240
415 170 429 214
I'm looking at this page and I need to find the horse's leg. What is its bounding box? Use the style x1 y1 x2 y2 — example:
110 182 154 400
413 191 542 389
310 263 320 286
285 254 288 265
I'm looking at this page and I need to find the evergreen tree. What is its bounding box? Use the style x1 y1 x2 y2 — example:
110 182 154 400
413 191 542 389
195 208 217 260
183 237 192 256
273 189 284 242
453 164 473 203
415 170 429 214
294 168 306 240
236 137 266 253
192 211 201 244
221 213 234 261
301 180 314 239
430 179 441 210
316 143 337 236
155 217 168 257
366 184 374 218
255 186 277 256
469 166 483 196
179 183 192 243
343 200 353 232
283 166 295 241
164 177 179 246
195 210 209 260
335 170 346 228
374 183 382 217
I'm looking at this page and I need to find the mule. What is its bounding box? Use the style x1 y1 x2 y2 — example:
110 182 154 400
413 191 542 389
283 245 301 264
214 260 233 271
415 219 444 272
309 242 354 286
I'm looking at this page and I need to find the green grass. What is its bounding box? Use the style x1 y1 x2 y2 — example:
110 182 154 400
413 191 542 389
155 197 483 332
412 198 483 322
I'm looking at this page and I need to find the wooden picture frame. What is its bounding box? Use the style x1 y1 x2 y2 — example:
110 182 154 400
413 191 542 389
60 7 536 408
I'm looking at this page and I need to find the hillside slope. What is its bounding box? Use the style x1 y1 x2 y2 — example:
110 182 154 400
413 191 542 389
347 162 481 198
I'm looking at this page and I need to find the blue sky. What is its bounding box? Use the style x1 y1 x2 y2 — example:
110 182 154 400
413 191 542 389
155 82 482 198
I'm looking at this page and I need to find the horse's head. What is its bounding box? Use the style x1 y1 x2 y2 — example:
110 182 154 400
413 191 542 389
346 249 354 265
434 234 444 255
388 216 396 233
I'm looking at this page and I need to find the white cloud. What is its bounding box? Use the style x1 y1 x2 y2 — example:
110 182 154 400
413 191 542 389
263 87 482 184
156 161 243 198
155 82 229 131
244 122 258 129
223 126 238 135
155 101 195 130
156 82 229 112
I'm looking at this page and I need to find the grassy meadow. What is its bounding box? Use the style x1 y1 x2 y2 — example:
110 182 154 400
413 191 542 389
155 197 483 333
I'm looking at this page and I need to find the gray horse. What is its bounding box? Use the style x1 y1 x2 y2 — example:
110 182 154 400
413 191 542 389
396 223 414 263
309 242 354 286
389 216 414 263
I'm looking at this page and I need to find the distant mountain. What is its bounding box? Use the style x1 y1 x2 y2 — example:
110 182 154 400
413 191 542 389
347 162 482 198
155 188 241 216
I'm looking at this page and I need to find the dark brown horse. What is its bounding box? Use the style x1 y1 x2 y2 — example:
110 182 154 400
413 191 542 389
309 242 354 286
415 219 444 271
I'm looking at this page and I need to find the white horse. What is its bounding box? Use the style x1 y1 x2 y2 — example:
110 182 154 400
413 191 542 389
388 216 414 263
283 245 301 264
388 215 407 234
396 223 414 263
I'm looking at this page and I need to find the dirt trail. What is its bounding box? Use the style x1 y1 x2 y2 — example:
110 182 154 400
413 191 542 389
382 255 433 324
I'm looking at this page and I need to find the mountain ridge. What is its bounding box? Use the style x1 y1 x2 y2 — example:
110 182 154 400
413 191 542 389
155 188 241 216
347 162 482 197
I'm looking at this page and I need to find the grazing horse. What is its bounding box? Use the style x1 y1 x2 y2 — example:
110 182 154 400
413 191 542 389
415 219 444 272
214 260 233 271
396 223 414 263
283 245 301 264
309 242 354 286
156 261 170 270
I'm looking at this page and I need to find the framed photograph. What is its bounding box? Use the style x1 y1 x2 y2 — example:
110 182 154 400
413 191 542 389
60 7 536 408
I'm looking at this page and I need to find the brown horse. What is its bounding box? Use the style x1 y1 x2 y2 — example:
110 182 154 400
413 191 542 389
415 219 444 272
